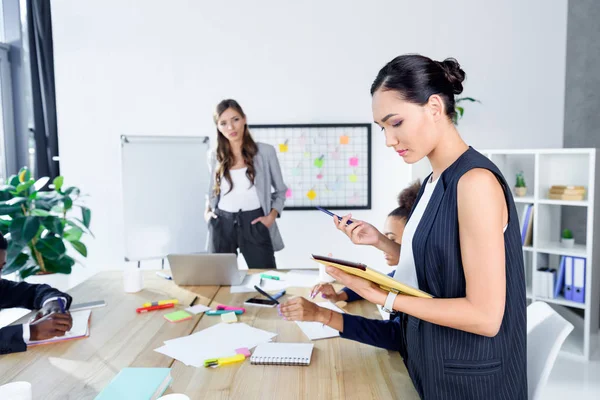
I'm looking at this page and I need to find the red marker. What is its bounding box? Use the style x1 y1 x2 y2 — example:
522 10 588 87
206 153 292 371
136 303 175 313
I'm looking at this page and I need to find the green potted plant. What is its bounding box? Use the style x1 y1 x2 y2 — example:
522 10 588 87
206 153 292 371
561 229 574 248
515 171 527 197
453 97 481 125
0 167 92 279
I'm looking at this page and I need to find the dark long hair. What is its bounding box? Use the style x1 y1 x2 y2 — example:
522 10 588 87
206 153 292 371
213 99 258 196
371 54 466 122
388 180 421 220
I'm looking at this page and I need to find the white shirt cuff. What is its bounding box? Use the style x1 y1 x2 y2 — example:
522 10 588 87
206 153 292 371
22 323 31 343
42 297 67 308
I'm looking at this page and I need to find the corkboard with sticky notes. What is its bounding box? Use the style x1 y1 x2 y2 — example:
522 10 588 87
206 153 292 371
249 124 371 210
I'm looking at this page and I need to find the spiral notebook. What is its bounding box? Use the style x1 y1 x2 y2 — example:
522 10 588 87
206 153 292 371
250 343 314 366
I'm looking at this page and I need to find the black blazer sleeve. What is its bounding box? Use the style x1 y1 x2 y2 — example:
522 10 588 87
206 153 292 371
0 279 72 355
0 278 72 310
339 313 404 352
0 325 26 354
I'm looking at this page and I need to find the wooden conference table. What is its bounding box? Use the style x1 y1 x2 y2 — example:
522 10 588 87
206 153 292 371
0 271 419 400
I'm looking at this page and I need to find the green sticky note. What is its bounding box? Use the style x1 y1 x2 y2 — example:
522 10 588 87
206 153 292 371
314 158 324 168
164 310 192 323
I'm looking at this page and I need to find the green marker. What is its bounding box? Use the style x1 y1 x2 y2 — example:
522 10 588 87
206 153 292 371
260 274 280 281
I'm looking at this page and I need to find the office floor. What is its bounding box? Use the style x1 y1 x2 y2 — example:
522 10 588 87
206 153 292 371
541 353 600 399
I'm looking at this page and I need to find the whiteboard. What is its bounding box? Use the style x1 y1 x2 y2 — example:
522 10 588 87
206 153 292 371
250 124 371 210
120 135 210 261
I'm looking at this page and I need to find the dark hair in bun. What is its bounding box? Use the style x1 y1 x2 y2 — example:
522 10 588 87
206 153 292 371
371 54 466 122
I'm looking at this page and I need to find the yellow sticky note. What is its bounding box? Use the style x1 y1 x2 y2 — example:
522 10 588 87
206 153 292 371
340 135 350 145
221 311 237 323
307 190 317 200
349 174 358 183
279 144 289 153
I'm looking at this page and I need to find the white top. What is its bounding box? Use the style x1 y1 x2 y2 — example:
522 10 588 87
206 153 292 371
393 177 439 289
393 176 509 290
217 168 261 212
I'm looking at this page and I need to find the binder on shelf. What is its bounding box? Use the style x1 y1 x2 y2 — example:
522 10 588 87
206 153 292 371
573 257 586 303
564 256 574 301
520 204 534 246
554 256 566 298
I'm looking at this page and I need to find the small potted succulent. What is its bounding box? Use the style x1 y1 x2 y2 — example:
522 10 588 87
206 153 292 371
515 171 527 197
561 229 574 248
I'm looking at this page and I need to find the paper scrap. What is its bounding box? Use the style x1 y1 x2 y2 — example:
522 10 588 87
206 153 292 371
295 301 344 340
185 304 211 315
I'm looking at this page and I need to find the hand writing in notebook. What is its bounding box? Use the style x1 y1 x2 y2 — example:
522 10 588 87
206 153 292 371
279 297 344 332
30 313 73 341
324 267 387 307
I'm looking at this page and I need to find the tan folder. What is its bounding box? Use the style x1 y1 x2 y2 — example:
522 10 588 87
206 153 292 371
312 254 432 298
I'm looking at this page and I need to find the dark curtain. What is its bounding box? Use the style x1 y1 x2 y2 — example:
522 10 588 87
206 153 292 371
27 0 60 180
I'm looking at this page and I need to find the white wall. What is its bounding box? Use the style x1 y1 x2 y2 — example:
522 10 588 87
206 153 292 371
50 0 568 275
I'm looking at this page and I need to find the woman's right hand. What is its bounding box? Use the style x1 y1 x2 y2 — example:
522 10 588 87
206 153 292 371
204 210 217 223
310 283 345 302
334 214 382 246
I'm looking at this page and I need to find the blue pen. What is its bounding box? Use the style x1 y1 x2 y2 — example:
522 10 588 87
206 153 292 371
58 298 66 313
271 290 286 300
315 206 353 225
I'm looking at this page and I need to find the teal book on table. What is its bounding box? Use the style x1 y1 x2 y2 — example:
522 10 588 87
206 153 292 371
95 368 172 400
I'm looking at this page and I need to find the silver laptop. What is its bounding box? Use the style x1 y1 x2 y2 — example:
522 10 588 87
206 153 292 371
167 253 247 286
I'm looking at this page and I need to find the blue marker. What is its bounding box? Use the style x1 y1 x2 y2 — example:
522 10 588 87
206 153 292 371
58 298 66 313
316 206 353 225
271 290 286 300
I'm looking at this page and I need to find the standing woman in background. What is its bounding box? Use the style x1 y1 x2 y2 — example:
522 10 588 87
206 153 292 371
205 99 287 269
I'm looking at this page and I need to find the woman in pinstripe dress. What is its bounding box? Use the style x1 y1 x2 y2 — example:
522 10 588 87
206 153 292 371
280 55 527 399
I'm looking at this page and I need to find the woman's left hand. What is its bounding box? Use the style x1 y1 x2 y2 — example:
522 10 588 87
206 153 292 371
325 267 388 306
251 214 275 228
278 297 329 322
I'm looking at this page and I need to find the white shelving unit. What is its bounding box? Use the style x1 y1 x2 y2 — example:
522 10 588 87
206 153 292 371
411 148 599 360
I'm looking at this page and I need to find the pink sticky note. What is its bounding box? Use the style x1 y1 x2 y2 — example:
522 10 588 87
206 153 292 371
349 157 359 167
317 173 323 180
286 188 292 198
236 348 251 358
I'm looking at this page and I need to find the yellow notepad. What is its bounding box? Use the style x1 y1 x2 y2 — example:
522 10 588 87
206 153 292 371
312 254 432 298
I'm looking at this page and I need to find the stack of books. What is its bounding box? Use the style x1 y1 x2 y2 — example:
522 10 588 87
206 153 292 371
548 185 586 201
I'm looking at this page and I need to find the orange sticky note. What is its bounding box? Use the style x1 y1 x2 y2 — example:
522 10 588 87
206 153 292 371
349 174 358 183
307 190 317 200
279 144 289 153
340 135 350 145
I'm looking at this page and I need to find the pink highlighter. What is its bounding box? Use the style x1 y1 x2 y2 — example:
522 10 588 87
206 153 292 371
216 304 246 313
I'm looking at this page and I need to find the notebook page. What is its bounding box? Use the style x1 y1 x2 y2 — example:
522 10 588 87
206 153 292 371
295 301 343 340
27 310 91 345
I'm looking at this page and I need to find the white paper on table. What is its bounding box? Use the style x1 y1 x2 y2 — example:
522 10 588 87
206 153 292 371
156 323 277 367
185 304 211 315
230 273 289 293
285 270 320 288
295 301 344 340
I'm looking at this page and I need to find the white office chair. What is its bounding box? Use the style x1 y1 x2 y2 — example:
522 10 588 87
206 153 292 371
527 301 574 400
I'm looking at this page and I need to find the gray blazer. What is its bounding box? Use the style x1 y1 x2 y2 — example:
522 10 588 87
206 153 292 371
207 142 287 251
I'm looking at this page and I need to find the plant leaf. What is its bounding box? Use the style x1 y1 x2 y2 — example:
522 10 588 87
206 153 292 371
35 236 66 260
19 265 41 279
31 209 52 217
64 187 80 197
456 106 464 117
18 167 31 183
6 197 27 206
70 240 88 257
1 252 29 275
0 201 23 216
9 216 41 243
64 227 83 242
5 241 26 269
44 255 75 274
33 177 50 192
53 176 64 192
81 207 91 228
8 175 20 187
67 219 95 238
16 180 34 194
63 196 73 211
42 216 64 235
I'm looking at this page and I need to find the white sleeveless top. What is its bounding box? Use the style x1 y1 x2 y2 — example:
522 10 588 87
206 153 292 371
217 168 261 212
393 175 508 289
